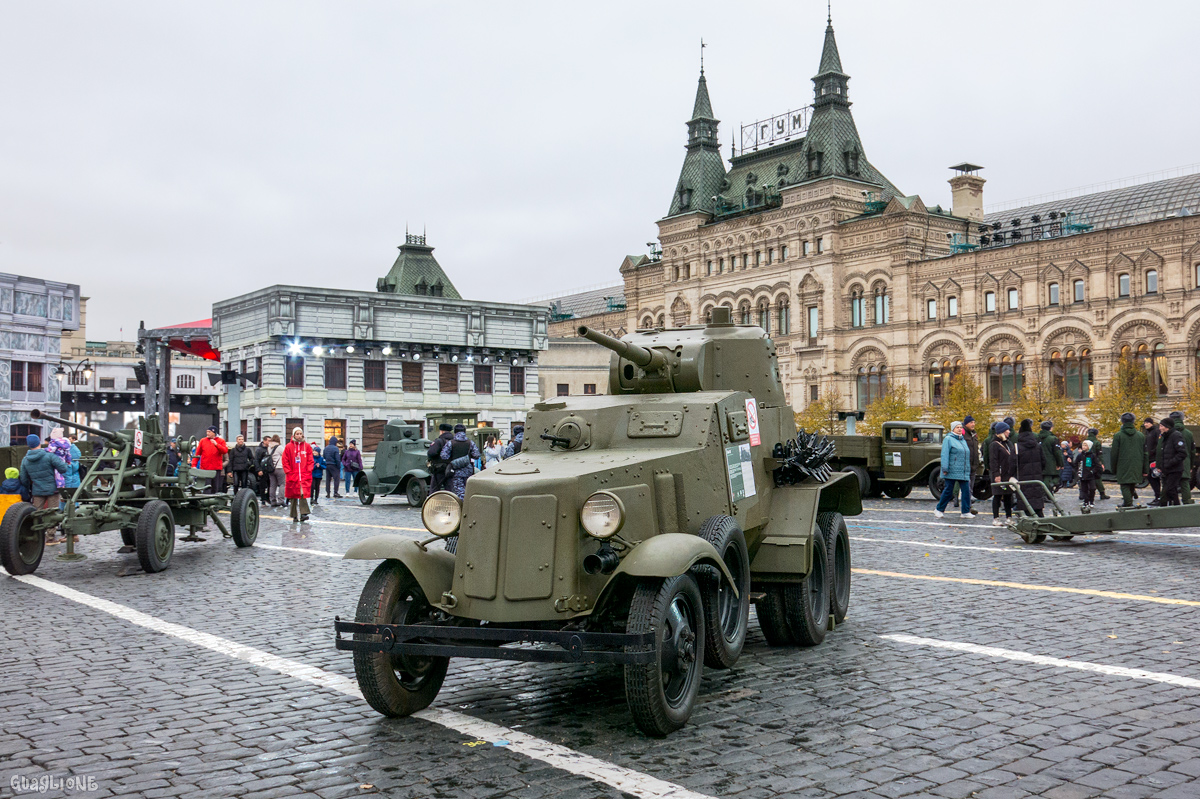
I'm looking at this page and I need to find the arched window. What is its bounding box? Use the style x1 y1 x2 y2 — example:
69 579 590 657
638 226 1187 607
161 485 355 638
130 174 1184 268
776 297 790 335
757 299 770 333
739 302 751 325
640 315 653 329
873 285 890 324
703 306 713 324
1152 342 1168 395
1048 282 1060 306
656 313 665 329
857 364 887 410
1051 349 1093 400
1118 273 1131 297
987 353 1024 401
850 288 865 328
1146 270 1158 294
929 359 959 406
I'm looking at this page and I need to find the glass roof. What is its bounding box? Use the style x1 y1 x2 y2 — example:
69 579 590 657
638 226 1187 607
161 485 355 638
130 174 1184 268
984 173 1200 233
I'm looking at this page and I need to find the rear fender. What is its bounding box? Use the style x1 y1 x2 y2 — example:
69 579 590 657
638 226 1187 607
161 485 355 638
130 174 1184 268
818 470 863 517
610 533 738 597
343 535 454 603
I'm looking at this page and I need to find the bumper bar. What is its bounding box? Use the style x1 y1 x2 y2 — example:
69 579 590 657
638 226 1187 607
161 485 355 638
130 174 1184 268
334 618 656 664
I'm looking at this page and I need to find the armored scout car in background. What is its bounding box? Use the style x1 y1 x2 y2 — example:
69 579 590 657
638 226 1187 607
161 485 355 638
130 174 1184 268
356 422 433 506
828 421 946 499
335 308 860 736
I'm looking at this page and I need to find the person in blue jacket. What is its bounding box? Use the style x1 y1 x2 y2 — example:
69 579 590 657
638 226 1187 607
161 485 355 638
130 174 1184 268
18 434 68 543
934 420 973 518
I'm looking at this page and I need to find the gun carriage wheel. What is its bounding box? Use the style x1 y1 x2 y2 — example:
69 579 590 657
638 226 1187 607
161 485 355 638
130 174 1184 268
624 574 706 737
230 489 259 548
352 561 448 717
697 515 750 669
1 503 44 576
135 500 176 573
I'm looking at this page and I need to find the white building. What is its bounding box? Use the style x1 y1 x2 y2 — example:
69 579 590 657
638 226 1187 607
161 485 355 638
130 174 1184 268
1 272 81 445
211 235 548 460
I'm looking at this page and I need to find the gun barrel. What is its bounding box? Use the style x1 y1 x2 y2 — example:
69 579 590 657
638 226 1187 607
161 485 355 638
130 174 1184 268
577 326 667 371
30 408 123 444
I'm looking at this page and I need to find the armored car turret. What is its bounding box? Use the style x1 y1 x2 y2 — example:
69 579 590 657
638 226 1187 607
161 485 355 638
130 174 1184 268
335 307 860 736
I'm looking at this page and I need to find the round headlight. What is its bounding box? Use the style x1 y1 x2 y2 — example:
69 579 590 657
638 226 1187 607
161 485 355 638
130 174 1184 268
580 491 624 539
422 491 462 537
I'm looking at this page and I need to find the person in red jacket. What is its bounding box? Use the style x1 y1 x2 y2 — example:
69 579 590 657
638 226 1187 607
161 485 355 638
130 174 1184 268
195 426 229 494
282 427 314 522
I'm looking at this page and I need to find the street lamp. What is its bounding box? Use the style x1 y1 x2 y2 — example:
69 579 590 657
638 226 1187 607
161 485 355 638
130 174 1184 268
55 358 93 422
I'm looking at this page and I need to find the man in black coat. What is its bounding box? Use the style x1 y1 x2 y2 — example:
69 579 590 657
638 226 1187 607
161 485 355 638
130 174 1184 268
1086 428 1109 500
227 434 254 491
989 422 1016 525
1169 411 1194 504
428 423 454 492
1143 417 1161 503
1159 418 1188 506
322 436 342 498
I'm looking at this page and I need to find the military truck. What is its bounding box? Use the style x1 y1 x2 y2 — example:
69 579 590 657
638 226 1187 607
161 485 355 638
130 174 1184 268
334 308 860 736
356 422 433 506
828 421 945 499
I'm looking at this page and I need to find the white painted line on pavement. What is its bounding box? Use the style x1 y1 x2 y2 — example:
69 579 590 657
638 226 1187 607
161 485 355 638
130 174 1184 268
848 536 1073 555
855 516 1200 537
257 543 342 558
883 633 1200 689
10 574 715 799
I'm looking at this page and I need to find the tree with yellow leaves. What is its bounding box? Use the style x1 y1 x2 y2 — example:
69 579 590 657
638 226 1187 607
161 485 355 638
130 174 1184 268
793 385 850 436
859 385 922 436
1177 379 1200 424
1009 370 1076 431
1087 355 1156 439
930 372 995 432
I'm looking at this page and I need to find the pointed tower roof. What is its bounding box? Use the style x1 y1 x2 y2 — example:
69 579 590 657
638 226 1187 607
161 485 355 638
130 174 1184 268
691 71 714 120
816 18 844 76
799 16 901 197
665 69 728 218
376 233 462 299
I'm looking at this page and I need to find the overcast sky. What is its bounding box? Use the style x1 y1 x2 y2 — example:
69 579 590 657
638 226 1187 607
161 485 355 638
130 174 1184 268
3 1 1197 341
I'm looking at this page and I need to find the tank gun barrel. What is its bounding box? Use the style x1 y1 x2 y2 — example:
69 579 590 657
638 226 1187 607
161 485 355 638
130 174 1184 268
577 326 667 372
30 408 123 444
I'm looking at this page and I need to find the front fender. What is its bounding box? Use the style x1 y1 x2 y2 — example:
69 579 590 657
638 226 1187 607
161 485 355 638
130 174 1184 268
612 534 738 598
402 468 431 482
343 535 454 604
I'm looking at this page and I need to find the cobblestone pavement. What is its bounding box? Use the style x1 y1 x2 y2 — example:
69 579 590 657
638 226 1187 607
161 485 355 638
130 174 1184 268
3 485 1200 799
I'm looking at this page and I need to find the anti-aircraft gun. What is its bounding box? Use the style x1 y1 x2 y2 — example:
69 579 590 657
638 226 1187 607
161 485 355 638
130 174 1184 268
334 307 859 736
0 408 259 576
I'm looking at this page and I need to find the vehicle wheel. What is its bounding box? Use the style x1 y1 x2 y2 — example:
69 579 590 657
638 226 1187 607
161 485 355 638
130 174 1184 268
135 500 175 573
406 478 428 507
624 574 705 737
1026 533 1047 544
121 528 135 547
929 466 944 499
230 489 259 547
358 484 374 506
818 512 851 625
353 561 449 717
783 529 831 646
881 482 912 499
756 586 796 646
841 466 870 498
1 502 43 576
1050 535 1074 541
697 516 750 670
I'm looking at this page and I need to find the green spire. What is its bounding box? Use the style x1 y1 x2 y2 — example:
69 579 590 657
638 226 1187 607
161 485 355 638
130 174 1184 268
817 18 844 76
691 71 714 121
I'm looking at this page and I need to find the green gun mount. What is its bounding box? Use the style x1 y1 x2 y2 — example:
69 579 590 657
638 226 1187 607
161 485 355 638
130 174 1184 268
0 408 260 576
1003 479 1200 543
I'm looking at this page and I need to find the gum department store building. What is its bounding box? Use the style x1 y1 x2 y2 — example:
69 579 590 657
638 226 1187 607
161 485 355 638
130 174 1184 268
544 19 1200 422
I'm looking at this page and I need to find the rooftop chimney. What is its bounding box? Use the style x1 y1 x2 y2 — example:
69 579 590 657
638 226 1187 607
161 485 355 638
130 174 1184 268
948 163 986 222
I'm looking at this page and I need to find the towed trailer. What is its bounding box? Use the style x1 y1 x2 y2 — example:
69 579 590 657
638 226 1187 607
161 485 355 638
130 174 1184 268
1002 479 1200 543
